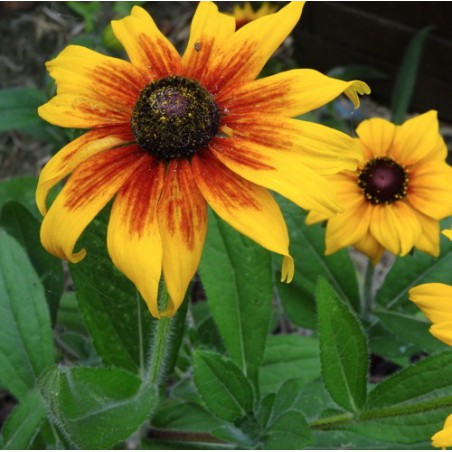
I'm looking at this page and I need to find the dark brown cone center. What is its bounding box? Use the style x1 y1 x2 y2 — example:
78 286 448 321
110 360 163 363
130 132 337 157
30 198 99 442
358 157 408 204
131 76 220 161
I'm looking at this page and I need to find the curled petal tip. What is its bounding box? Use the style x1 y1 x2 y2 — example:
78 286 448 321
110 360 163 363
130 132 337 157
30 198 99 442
345 80 371 109
281 255 294 283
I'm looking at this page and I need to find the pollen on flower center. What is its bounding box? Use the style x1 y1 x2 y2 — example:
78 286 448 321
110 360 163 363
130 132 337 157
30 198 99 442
358 157 408 205
131 76 220 161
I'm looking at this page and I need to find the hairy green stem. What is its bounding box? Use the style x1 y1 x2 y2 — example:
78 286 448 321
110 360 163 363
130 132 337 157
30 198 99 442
143 283 172 388
145 316 172 387
310 412 354 429
143 282 189 389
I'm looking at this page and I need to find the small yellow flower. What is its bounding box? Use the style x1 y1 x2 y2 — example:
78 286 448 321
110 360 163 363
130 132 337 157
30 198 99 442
307 113 452 264
432 414 452 449
37 2 369 318
232 2 279 29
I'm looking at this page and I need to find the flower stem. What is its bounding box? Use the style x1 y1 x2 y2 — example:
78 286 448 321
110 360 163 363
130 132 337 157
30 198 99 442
144 282 189 390
146 316 172 388
361 259 375 321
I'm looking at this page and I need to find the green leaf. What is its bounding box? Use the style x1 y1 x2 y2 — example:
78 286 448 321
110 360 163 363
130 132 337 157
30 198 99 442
376 308 446 353
376 227 452 310
294 380 339 422
0 230 54 400
263 410 312 449
310 351 452 447
391 26 435 125
66 1 101 32
56 292 88 335
259 335 321 396
39 365 157 449
368 323 417 367
69 212 152 374
313 428 430 449
113 1 145 16
276 197 360 328
193 350 254 423
199 210 273 381
141 439 219 450
269 378 309 422
335 351 452 446
0 176 39 217
367 350 452 409
152 400 222 432
259 378 317 434
0 388 46 449
0 201 64 325
316 277 368 413
0 88 46 132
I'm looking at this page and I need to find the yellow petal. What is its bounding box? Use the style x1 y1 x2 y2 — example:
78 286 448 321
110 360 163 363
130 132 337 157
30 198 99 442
409 283 452 325
40 146 145 263
392 111 448 166
430 322 452 347
325 198 372 255
408 161 452 220
43 44 145 106
412 210 440 257
355 117 396 161
328 172 364 206
217 68 370 117
39 93 131 128
192 151 294 282
222 113 361 174
199 2 305 94
305 210 329 225
443 229 452 241
209 135 341 216
36 125 134 215
38 45 146 128
354 233 385 265
182 2 235 80
158 160 207 317
432 415 452 449
111 6 181 78
369 202 422 256
444 414 452 429
107 159 165 318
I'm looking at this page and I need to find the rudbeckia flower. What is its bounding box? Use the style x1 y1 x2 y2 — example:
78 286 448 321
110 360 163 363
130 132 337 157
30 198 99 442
37 2 369 318
307 112 452 264
432 414 452 449
232 2 279 29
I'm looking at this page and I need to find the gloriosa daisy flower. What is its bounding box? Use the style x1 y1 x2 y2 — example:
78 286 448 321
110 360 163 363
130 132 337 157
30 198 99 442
306 112 452 264
37 2 369 318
